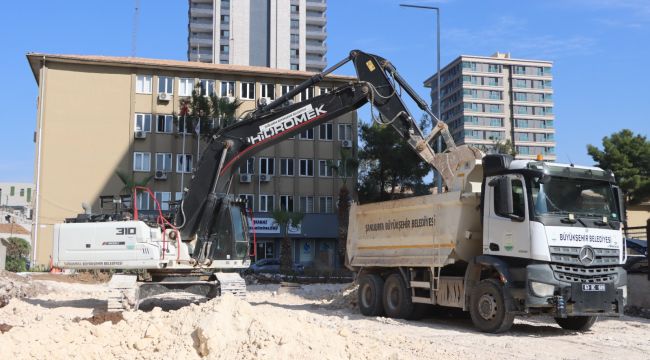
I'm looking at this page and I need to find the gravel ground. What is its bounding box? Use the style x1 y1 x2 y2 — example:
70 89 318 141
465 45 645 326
1 276 649 359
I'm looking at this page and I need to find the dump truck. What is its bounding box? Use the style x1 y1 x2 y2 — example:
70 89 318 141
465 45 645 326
347 154 628 333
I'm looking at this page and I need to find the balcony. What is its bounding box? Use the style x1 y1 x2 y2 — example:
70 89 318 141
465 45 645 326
190 21 213 32
306 44 327 55
307 58 327 69
306 15 326 26
306 30 326 40
189 53 213 62
189 37 213 47
190 7 213 17
306 1 326 11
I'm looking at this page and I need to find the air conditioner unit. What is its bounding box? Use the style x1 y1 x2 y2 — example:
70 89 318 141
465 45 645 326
341 139 352 148
257 97 272 107
259 174 272 182
134 131 147 139
158 93 171 101
240 174 251 183
154 171 168 180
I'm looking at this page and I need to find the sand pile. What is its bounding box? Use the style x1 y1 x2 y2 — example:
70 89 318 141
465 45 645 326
0 292 367 359
0 270 42 308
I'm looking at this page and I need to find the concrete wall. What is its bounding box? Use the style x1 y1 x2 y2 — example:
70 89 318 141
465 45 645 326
628 204 650 228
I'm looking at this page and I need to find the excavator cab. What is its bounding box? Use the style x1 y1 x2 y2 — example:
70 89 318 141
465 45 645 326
203 195 250 263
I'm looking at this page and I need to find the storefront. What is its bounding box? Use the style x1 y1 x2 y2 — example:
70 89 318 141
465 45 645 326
247 213 340 270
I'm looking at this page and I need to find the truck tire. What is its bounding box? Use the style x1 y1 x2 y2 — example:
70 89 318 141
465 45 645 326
358 273 385 316
382 273 415 319
554 316 597 331
469 279 514 333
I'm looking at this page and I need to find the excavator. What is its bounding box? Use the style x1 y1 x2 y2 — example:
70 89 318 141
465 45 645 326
52 50 481 309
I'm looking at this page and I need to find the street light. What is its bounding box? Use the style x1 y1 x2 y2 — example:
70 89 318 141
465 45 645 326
399 3 443 193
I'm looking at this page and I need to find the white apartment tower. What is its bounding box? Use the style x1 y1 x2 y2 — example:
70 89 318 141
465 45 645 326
188 0 328 72
425 52 556 161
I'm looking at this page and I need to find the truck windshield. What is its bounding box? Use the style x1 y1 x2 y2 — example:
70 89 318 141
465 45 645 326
531 177 619 221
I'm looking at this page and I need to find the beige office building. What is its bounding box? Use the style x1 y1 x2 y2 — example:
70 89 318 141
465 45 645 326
27 53 357 267
424 52 556 161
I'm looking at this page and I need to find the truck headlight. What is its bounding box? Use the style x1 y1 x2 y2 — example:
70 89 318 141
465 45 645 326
618 285 627 301
530 281 555 297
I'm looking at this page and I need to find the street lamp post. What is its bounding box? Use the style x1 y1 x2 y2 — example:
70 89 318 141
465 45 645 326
399 4 443 193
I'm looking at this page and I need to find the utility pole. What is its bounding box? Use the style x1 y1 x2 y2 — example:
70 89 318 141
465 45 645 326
400 4 442 193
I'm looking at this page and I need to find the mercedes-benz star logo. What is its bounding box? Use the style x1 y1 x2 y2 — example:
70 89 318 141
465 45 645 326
579 246 596 266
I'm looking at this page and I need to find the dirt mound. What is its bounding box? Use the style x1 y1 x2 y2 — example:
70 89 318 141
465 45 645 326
74 312 124 325
325 282 358 309
0 270 42 308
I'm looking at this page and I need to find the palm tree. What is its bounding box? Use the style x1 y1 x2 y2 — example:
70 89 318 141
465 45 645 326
115 170 153 208
271 209 305 274
327 147 359 267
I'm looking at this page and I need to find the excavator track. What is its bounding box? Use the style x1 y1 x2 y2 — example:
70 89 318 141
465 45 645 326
215 272 247 298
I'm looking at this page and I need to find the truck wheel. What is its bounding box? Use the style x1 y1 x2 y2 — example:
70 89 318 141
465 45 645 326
358 273 385 316
469 279 514 333
382 273 415 319
554 316 597 331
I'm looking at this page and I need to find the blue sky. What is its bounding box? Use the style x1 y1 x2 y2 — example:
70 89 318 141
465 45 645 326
1 0 648 182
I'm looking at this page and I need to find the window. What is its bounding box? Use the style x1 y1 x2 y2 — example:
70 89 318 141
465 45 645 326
291 19 299 29
177 117 192 134
259 157 274 175
318 160 332 177
299 196 314 213
155 153 172 172
319 87 332 95
19 189 24 197
221 81 235 97
176 154 193 173
156 115 173 133
260 83 275 100
280 158 294 176
290 34 299 44
319 196 333 213
290 49 299 58
299 128 314 140
240 157 254 174
259 195 274 212
221 15 230 22
338 124 352 141
9 186 14 196
200 79 215 97
136 75 152 94
220 45 229 54
135 113 152 132
239 194 254 210
494 178 525 219
319 123 332 140
158 76 173 95
290 4 299 13
290 64 299 71
299 159 314 176
241 82 255 100
281 84 296 97
136 192 150 211
154 192 172 211
300 87 315 101
175 192 184 202
336 159 352 177
220 30 230 38
133 152 151 172
179 78 194 96
280 195 294 212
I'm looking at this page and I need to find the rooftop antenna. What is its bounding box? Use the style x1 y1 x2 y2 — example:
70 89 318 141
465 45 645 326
131 0 141 57
566 153 575 167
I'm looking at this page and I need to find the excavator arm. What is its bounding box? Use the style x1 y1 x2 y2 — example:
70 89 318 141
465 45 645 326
177 50 482 263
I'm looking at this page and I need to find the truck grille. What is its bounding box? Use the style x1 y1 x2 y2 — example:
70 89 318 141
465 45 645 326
549 246 619 266
550 264 618 283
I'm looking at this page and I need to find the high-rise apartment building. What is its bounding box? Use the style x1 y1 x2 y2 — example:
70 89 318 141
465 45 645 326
424 52 556 161
188 0 328 72
27 53 356 268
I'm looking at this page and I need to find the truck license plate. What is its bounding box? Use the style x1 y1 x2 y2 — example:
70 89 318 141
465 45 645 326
582 284 606 292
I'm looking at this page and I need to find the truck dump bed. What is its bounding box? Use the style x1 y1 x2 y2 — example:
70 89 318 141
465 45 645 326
346 191 483 269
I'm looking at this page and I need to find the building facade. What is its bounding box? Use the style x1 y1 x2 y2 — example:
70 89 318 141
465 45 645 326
27 53 357 268
0 183 34 208
424 52 556 161
188 0 328 72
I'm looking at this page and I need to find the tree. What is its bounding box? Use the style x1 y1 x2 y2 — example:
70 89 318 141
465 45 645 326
480 138 517 156
327 148 360 267
115 170 153 211
587 129 650 204
357 120 430 202
2 237 31 272
183 84 242 141
271 210 305 274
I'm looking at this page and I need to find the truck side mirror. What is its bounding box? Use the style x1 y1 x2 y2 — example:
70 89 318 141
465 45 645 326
491 177 514 217
612 185 627 224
